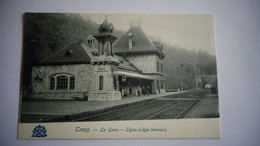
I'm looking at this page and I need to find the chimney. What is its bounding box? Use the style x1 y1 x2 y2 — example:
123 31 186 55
128 32 133 50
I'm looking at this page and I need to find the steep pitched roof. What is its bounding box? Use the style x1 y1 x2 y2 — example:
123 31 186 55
152 41 163 51
39 42 93 64
113 26 158 54
81 42 97 53
37 41 141 74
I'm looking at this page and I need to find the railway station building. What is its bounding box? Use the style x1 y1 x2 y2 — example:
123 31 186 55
30 17 166 101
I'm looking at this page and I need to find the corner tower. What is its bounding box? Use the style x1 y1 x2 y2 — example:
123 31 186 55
88 16 121 101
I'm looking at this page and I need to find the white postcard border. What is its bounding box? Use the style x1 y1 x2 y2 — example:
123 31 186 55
18 118 220 139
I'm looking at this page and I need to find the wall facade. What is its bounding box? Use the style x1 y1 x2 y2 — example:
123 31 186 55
126 54 157 73
31 64 94 100
125 54 165 95
126 54 165 95
126 54 164 75
30 54 165 100
89 65 115 91
88 64 121 101
156 55 164 74
149 74 166 94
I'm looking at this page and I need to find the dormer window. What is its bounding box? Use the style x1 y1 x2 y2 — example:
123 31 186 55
87 35 96 47
65 50 73 56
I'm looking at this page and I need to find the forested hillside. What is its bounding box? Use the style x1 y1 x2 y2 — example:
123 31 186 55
163 44 217 90
22 13 217 90
22 13 124 86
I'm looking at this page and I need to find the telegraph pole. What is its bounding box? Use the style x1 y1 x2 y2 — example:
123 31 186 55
181 63 197 91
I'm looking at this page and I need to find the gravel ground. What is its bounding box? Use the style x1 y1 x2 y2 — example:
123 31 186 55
185 93 219 118
19 90 213 123
20 91 187 115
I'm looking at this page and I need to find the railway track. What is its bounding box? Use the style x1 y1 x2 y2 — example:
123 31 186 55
73 99 173 121
73 90 209 122
145 90 209 120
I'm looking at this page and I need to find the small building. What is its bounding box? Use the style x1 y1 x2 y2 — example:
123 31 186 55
30 17 166 101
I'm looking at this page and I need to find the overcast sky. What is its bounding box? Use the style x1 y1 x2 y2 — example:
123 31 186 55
80 14 216 55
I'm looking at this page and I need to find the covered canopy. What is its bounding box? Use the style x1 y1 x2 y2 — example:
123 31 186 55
114 71 154 80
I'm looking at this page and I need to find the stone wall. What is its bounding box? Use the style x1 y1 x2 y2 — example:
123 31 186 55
88 90 121 101
149 74 166 94
156 55 164 73
31 64 93 99
88 64 121 101
30 54 165 100
89 65 115 91
126 54 157 73
126 54 164 74
126 54 166 94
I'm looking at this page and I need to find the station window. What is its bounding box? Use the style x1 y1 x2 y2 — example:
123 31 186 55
69 77 75 90
157 62 160 72
57 76 68 90
161 63 163 72
49 74 75 90
50 77 55 90
99 76 103 90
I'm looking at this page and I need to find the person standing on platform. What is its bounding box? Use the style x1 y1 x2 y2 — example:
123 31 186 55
147 85 150 96
142 85 146 96
137 85 141 96
121 89 125 97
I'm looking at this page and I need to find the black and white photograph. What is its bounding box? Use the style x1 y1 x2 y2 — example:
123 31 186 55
2 0 260 145
18 13 220 139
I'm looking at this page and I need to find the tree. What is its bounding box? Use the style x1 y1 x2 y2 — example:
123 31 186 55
22 13 125 87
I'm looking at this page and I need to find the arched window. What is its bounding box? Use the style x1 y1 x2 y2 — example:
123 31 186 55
49 74 75 90
57 75 68 90
69 76 75 90
50 77 55 90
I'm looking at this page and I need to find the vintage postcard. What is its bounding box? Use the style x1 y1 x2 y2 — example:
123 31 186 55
18 13 220 139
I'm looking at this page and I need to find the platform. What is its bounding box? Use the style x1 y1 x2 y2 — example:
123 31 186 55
20 91 191 123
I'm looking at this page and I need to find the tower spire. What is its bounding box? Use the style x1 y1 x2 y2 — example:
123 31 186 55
93 16 119 63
